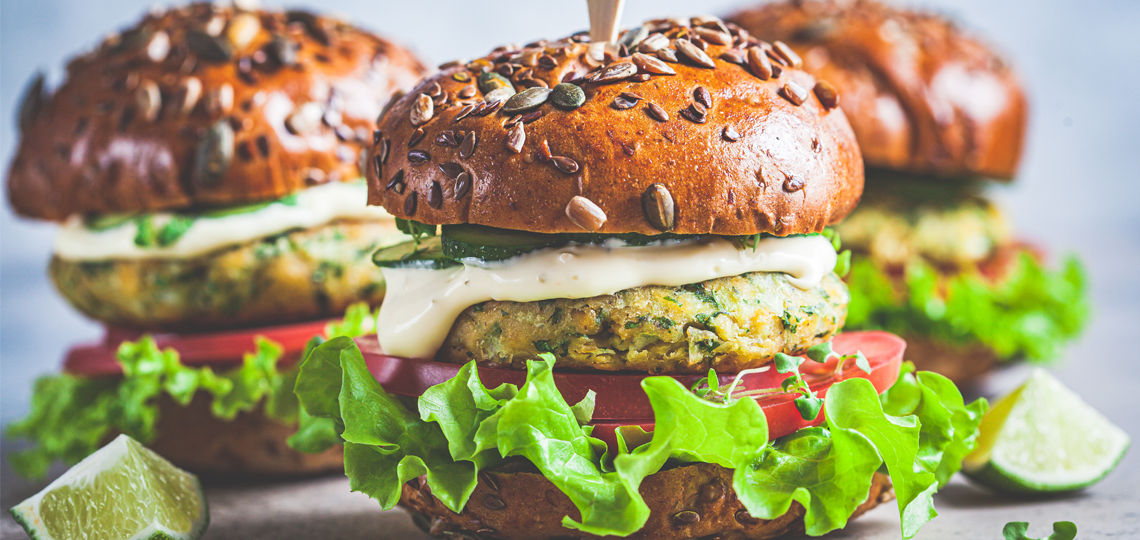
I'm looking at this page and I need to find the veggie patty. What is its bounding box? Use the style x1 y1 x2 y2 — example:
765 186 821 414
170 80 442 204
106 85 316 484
51 220 404 330
437 271 848 373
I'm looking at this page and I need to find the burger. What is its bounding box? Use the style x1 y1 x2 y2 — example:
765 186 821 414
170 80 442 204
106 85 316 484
291 15 986 539
5 2 423 477
728 0 1089 384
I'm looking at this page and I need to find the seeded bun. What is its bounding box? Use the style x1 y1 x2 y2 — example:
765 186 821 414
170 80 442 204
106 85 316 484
728 0 1027 179
7 2 425 221
900 335 999 386
401 462 892 539
367 17 862 236
147 393 343 477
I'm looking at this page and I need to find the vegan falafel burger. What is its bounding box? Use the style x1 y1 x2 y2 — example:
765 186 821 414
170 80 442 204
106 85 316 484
728 0 1089 383
292 15 986 539
5 2 423 477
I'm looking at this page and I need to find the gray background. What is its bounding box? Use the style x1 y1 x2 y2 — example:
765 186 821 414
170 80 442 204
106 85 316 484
2 0 1138 538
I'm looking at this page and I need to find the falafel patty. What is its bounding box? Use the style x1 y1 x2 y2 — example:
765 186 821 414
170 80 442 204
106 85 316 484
436 271 848 373
837 185 1009 268
51 220 403 330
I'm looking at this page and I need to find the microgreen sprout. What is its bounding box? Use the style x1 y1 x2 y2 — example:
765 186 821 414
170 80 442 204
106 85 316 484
1002 521 1077 540
395 218 438 245
691 366 781 404
691 341 871 420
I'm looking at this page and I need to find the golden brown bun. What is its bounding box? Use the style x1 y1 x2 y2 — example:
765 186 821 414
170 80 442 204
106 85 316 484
901 334 999 386
400 462 892 539
148 393 342 477
729 0 1027 179
368 17 863 235
8 2 425 220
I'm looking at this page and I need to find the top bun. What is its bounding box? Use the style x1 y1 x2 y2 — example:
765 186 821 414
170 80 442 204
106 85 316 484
729 0 1027 179
8 2 425 220
367 16 862 236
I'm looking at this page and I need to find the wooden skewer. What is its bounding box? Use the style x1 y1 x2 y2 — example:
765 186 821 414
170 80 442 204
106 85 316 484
587 0 625 45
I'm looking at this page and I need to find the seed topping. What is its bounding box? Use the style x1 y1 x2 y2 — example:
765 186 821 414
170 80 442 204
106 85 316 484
459 131 477 158
813 80 839 110
410 93 434 126
428 181 443 209
454 172 472 200
502 87 551 114
403 191 417 215
746 47 773 80
772 40 803 68
631 52 675 75
646 102 669 122
780 81 809 105
550 155 580 174
589 61 637 84
565 196 607 231
612 92 641 110
674 39 716 68
505 123 526 153
642 183 675 231
550 83 585 109
722 125 740 142
693 86 713 109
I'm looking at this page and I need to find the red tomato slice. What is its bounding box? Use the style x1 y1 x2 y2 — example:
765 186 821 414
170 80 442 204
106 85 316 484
63 320 332 376
358 331 905 444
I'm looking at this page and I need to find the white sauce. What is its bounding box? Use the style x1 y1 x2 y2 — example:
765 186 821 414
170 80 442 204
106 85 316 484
378 234 837 359
54 182 393 260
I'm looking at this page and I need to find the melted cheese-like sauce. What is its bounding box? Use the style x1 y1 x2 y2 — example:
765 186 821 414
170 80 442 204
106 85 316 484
378 234 837 359
54 182 393 260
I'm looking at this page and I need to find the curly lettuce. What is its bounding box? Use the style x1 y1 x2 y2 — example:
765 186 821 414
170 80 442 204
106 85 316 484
846 253 1088 361
294 336 985 538
6 336 288 479
7 302 379 479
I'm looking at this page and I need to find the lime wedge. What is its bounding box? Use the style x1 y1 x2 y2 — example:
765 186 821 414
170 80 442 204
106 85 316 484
10 434 208 540
963 369 1130 493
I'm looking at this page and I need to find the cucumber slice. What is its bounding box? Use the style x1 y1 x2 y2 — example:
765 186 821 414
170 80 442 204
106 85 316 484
200 193 297 219
85 214 134 231
441 224 564 261
372 236 458 269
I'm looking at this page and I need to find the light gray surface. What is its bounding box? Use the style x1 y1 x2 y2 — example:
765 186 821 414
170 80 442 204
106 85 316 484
2 0 1139 539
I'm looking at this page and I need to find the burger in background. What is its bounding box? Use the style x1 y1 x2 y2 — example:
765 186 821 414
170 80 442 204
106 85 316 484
291 15 985 539
729 0 1089 384
5 2 423 477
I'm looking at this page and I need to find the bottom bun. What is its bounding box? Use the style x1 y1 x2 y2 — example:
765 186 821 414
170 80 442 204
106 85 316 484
400 461 893 540
902 334 1000 386
148 394 342 477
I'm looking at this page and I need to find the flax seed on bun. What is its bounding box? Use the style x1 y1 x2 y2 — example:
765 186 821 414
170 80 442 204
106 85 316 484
729 0 1027 179
8 2 425 220
367 18 863 236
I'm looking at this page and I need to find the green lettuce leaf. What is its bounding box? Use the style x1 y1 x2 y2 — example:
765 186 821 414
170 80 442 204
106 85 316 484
8 336 292 479
474 356 643 535
846 253 1089 361
615 376 769 491
825 377 936 538
286 302 380 453
735 426 881 535
880 363 987 486
294 338 985 538
294 336 478 512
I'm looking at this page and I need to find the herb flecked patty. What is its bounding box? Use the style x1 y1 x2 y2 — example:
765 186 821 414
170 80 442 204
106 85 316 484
51 220 403 330
836 191 1008 268
436 271 848 373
